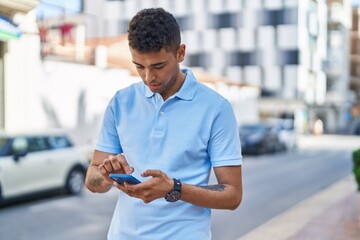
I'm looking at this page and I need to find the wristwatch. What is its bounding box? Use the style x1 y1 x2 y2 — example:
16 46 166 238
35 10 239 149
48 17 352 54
165 178 182 202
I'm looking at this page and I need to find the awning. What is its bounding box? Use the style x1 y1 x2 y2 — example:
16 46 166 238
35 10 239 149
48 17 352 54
0 16 21 41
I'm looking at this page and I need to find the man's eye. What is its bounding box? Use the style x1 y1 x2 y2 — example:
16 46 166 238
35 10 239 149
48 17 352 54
135 65 144 69
154 65 164 69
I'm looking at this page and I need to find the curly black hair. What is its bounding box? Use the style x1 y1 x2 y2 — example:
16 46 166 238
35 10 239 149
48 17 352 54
128 8 181 54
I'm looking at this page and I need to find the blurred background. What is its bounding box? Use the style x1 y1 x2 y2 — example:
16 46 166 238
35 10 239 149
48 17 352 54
0 0 359 140
0 0 360 240
0 0 360 141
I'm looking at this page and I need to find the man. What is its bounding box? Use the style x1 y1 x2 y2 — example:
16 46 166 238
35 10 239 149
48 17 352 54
85 8 242 240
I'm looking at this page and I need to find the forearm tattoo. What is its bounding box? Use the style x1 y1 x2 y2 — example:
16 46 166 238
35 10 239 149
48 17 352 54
200 184 225 192
89 172 104 187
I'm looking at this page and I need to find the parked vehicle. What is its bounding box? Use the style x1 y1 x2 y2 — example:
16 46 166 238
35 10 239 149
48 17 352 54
0 131 88 204
239 123 285 155
266 118 298 151
351 118 360 135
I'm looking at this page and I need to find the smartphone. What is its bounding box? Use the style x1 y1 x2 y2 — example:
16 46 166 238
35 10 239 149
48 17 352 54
109 173 141 185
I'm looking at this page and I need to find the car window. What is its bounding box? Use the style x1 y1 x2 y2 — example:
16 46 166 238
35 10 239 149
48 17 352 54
47 136 72 149
27 137 50 152
0 137 12 156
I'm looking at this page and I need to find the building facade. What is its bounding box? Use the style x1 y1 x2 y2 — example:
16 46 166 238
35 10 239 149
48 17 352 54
351 7 360 97
0 0 40 131
349 2 360 134
1 0 351 134
83 0 338 132
323 0 353 133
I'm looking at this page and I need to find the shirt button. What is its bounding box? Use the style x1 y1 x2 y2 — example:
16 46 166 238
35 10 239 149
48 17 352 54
160 112 164 116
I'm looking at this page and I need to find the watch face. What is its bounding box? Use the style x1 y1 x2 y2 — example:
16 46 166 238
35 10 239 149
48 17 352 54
165 190 181 202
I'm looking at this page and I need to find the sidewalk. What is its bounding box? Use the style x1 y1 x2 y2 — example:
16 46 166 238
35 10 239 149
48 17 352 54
239 175 360 240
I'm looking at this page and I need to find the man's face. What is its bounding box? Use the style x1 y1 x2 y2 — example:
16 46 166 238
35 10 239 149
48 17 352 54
130 45 185 100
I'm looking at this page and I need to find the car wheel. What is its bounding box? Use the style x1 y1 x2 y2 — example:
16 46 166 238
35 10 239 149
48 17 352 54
66 167 85 195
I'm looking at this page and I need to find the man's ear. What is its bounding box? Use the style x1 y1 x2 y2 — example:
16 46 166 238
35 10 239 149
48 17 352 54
177 44 186 62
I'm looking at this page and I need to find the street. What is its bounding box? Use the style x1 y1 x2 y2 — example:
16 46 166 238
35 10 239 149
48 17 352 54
211 134 360 240
0 135 359 240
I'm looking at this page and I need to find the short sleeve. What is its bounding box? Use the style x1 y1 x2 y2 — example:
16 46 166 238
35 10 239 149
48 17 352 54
95 96 123 154
208 100 242 167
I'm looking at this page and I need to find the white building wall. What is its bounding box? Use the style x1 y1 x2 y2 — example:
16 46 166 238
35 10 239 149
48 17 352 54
277 25 298 49
219 28 236 51
182 31 201 54
238 28 256 51
283 66 298 99
244 0 262 9
224 0 242 12
264 67 281 90
202 29 217 52
173 0 188 15
263 0 283 9
244 66 262 86
208 0 225 14
4 10 44 131
257 26 275 50
84 0 105 38
225 66 242 83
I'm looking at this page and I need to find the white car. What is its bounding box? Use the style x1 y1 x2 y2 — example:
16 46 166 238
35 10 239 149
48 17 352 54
0 132 88 204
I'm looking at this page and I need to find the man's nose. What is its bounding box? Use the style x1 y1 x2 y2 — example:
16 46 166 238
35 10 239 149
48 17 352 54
145 69 155 82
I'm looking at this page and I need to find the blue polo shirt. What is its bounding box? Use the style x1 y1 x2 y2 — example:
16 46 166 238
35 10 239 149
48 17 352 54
96 69 242 240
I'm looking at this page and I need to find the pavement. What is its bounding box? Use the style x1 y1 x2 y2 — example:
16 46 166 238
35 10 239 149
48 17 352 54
239 174 360 240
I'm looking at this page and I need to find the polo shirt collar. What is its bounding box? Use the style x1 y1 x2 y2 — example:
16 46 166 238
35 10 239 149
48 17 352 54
176 69 198 101
145 85 154 98
144 68 198 101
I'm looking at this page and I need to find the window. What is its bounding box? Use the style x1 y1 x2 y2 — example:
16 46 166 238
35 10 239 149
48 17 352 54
260 8 298 26
27 137 49 152
48 136 72 149
278 49 299 65
187 53 209 67
176 16 192 31
0 137 11 156
230 51 258 66
210 13 238 28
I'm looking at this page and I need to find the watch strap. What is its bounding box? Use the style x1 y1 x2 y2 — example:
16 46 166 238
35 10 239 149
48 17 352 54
173 178 181 192
164 178 182 202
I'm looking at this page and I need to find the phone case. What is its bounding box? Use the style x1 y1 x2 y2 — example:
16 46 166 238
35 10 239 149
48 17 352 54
109 173 141 185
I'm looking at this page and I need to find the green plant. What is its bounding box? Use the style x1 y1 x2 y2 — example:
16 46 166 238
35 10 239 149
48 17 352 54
353 148 360 191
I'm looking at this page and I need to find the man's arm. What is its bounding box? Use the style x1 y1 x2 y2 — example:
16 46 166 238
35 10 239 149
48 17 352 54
181 165 242 210
118 165 242 209
85 150 118 193
86 150 134 193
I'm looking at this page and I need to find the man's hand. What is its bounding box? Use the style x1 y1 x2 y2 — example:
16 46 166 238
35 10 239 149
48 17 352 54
98 154 134 184
113 169 173 203
86 151 134 193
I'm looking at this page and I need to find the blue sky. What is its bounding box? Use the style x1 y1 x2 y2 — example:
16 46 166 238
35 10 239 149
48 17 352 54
36 0 82 19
